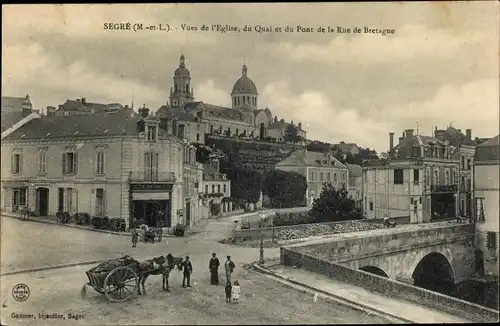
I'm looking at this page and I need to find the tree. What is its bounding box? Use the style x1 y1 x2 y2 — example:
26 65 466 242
283 124 302 143
226 164 262 204
310 183 362 222
193 143 212 164
262 170 307 208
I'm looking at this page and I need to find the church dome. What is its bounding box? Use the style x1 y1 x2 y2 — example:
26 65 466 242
174 54 190 77
231 64 257 95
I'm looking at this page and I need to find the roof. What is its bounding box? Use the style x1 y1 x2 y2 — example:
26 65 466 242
392 134 446 158
267 121 304 131
1 111 24 133
276 150 347 168
336 142 359 152
434 127 476 146
2 111 147 141
203 164 218 174
347 164 362 177
192 102 244 122
474 135 499 162
175 54 190 77
231 64 257 95
58 99 121 114
2 96 30 112
156 106 198 122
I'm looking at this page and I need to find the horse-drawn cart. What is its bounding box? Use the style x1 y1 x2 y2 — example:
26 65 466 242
83 255 140 302
82 254 183 302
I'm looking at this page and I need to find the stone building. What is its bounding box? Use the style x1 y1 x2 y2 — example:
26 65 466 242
55 98 134 117
433 126 476 217
347 164 363 206
156 54 307 142
200 158 232 216
1 94 41 140
275 149 348 207
0 108 201 233
362 129 460 222
473 135 499 277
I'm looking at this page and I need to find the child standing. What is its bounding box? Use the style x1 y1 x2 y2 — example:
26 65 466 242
231 281 241 304
225 281 232 303
131 229 138 248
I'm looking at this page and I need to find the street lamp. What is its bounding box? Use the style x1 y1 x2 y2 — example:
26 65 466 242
259 209 265 265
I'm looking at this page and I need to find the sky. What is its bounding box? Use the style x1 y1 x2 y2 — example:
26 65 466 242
2 3 499 153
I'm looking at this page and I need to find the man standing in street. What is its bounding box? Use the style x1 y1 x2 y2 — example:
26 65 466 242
224 255 235 284
182 256 193 288
209 253 220 285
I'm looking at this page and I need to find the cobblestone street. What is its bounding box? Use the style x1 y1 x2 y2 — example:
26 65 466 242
0 215 388 325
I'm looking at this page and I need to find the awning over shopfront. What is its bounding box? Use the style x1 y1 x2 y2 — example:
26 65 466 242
132 192 171 201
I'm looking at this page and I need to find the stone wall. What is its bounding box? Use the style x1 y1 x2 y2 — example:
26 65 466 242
281 247 499 323
232 215 410 241
287 223 474 261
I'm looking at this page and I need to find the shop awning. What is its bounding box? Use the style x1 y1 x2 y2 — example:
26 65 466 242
132 192 171 201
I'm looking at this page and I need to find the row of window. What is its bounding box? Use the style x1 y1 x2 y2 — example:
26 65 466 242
173 83 190 94
461 156 472 170
392 168 460 185
204 184 227 194
310 171 346 182
233 96 256 107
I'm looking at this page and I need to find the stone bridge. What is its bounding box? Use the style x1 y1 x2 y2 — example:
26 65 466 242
285 222 476 286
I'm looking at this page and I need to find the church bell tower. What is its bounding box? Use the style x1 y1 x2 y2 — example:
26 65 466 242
169 54 194 109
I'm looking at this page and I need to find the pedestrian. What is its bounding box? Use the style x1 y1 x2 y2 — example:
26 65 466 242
231 281 241 304
224 281 232 303
224 255 236 284
182 256 193 288
209 253 220 285
131 228 138 248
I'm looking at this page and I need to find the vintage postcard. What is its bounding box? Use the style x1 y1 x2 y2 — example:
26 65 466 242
1 2 499 325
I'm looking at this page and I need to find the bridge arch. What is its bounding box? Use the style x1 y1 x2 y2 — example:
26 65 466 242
412 252 456 296
359 266 389 278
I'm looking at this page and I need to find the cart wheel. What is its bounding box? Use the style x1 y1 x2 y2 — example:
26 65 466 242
103 266 137 302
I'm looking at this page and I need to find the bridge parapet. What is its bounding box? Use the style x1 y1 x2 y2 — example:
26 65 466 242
288 222 474 261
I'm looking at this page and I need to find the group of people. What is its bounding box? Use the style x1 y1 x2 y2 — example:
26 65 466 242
210 253 240 303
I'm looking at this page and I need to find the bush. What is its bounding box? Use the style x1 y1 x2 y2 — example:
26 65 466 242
210 203 221 216
273 212 315 226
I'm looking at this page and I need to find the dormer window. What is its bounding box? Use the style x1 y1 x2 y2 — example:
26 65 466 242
147 125 157 141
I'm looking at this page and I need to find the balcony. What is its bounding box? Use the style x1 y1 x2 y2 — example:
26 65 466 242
129 170 176 183
203 173 227 181
430 184 458 193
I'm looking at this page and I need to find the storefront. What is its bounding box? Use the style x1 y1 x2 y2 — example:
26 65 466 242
130 183 173 227
1 181 29 212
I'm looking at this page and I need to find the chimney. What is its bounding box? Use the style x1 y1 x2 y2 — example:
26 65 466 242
405 129 414 138
389 132 394 152
46 106 56 117
211 158 220 173
298 122 302 129
136 120 145 133
280 118 285 124
81 98 86 105
139 107 150 118
466 129 472 140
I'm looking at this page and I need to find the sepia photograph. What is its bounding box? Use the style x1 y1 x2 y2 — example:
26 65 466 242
1 2 499 325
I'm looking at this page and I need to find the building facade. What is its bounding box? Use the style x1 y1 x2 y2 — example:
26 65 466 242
433 126 476 217
473 135 499 277
363 129 460 223
275 149 348 207
1 108 201 233
347 164 363 207
200 158 232 216
156 54 306 142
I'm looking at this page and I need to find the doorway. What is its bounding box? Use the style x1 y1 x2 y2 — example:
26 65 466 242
259 123 265 139
13 189 19 211
185 201 191 226
36 188 49 216
58 188 64 212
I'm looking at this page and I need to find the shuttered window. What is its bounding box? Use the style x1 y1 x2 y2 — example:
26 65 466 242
62 152 78 175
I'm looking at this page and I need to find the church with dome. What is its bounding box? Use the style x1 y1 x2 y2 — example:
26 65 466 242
156 54 307 143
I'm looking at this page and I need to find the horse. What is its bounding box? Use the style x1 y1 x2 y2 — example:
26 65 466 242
137 254 183 295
